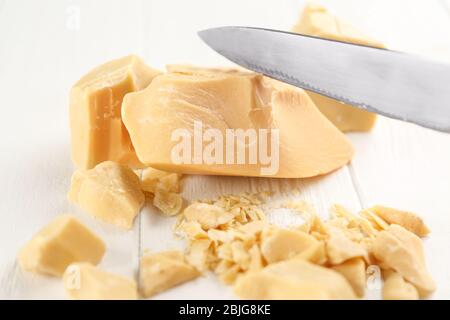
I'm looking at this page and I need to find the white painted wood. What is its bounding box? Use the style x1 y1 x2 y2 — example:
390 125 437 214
349 118 450 299
0 0 449 300
0 0 144 299
320 0 450 62
319 0 450 299
141 0 303 69
140 168 361 299
139 0 361 299
443 0 450 14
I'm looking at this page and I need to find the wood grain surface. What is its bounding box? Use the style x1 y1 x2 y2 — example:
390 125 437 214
0 0 449 299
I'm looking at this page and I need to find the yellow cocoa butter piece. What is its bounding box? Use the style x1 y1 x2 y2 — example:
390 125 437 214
183 203 234 230
382 269 419 300
372 225 435 297
68 161 145 229
326 227 367 264
64 262 137 300
153 189 183 216
70 55 161 169
122 67 353 177
18 215 105 276
260 228 320 264
139 250 200 298
331 258 366 297
234 259 356 299
368 206 430 237
140 167 181 194
292 4 384 132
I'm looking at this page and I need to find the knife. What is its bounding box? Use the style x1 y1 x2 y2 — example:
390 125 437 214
198 26 450 133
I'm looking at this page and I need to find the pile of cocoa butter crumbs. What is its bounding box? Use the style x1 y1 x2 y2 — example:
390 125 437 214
165 189 434 300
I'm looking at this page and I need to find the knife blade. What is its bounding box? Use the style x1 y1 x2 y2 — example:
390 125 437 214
198 26 450 133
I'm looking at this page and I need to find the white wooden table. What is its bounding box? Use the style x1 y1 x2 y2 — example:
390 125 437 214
1 0 450 299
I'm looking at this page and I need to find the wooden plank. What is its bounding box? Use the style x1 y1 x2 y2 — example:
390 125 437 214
320 0 450 61
350 119 450 299
443 0 450 15
142 0 304 68
139 0 362 299
1 0 448 300
322 0 450 299
0 0 143 299
139 167 361 299
141 0 450 300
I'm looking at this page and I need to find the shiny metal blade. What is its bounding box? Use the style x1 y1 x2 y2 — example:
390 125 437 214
199 26 450 133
